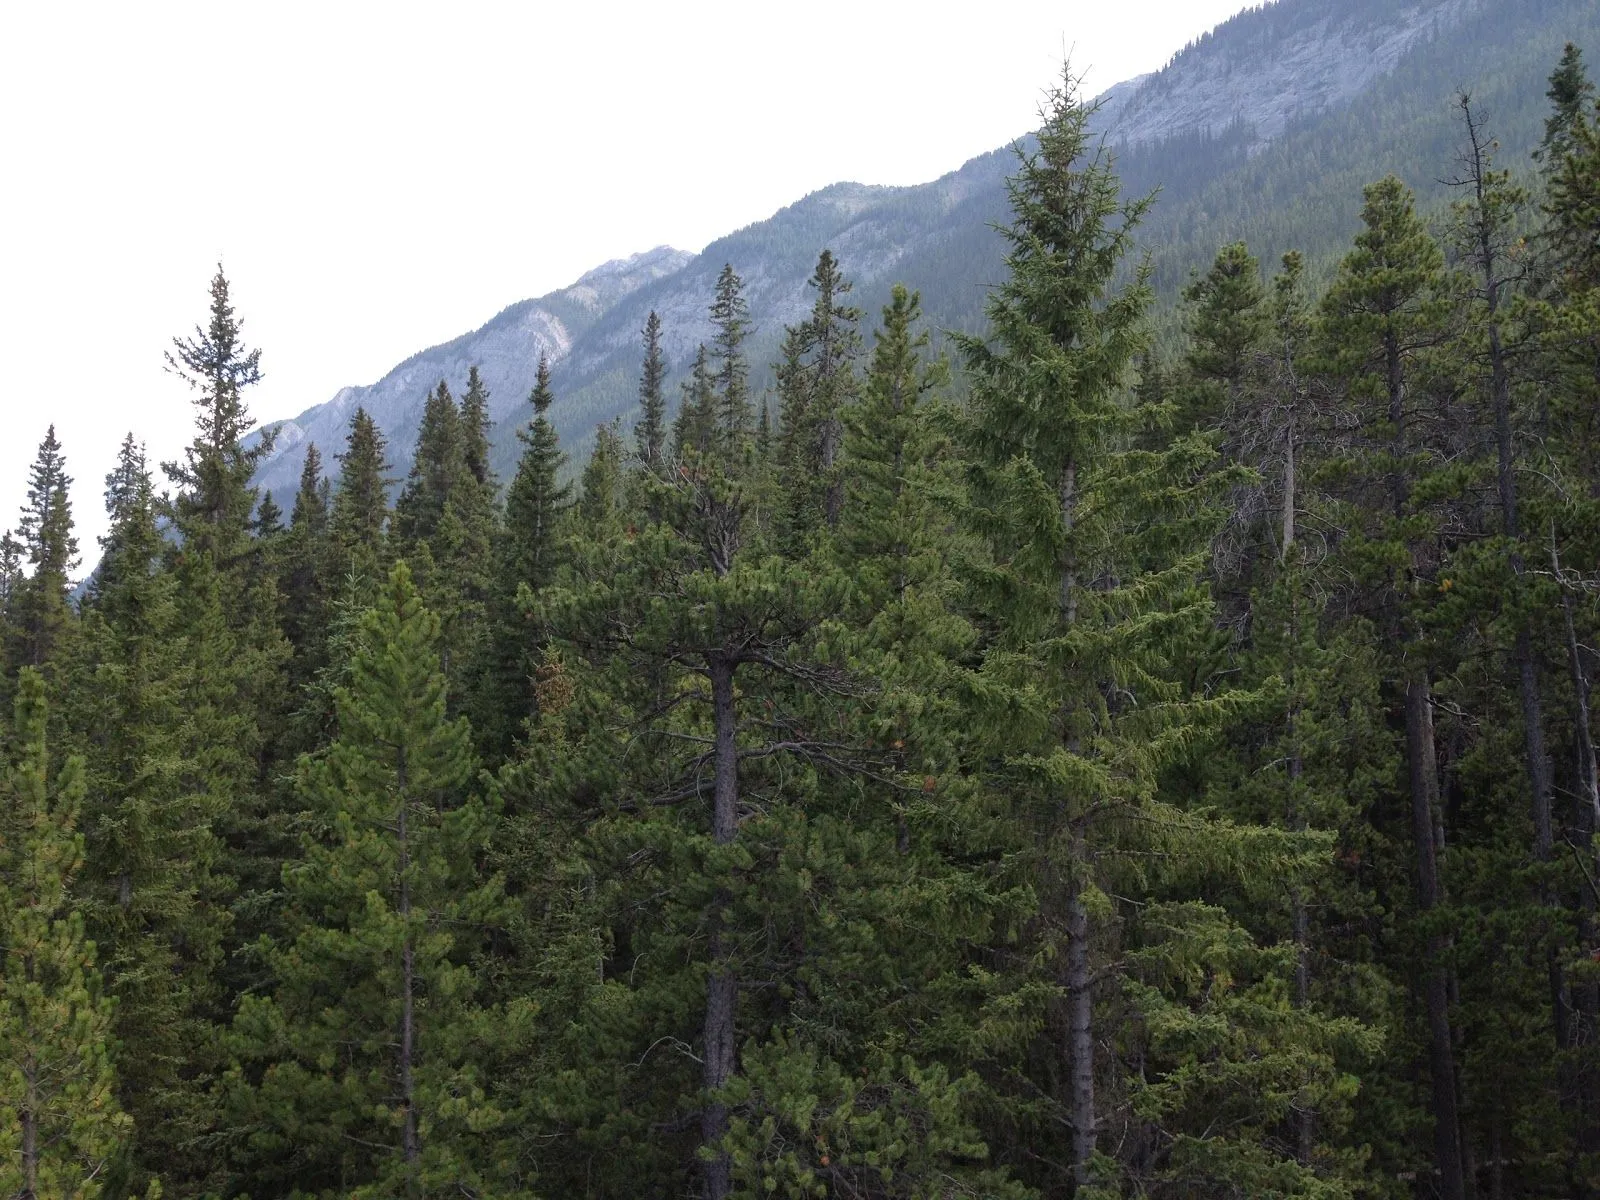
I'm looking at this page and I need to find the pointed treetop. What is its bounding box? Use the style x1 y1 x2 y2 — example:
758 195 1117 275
637 311 668 467
531 353 555 417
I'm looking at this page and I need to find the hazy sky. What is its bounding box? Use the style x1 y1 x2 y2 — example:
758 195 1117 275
1 0 1248 555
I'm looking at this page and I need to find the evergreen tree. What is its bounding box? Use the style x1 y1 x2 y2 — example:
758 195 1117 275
163 265 269 564
60 436 225 1194
709 264 753 454
6 425 78 674
576 419 626 534
224 563 522 1197
672 343 717 460
472 354 569 759
1178 240 1269 433
1317 173 1469 1200
956 69 1340 1197
838 284 950 608
458 365 495 493
636 310 669 469
280 443 332 677
0 669 128 1198
328 406 392 588
1540 42 1594 165
394 380 463 555
776 250 862 547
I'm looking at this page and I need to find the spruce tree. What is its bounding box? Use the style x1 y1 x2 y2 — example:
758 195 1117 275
458 364 495 493
7 426 78 674
0 669 129 1198
163 265 269 564
472 354 569 758
672 343 717 460
576 419 626 535
394 379 463 555
955 69 1340 1197
280 443 332 675
709 264 753 454
328 406 392 589
776 250 862 547
225 563 521 1197
61 436 225 1194
1540 42 1594 165
1178 240 1269 433
636 310 669 469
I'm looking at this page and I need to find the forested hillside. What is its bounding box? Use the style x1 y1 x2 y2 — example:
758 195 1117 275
4 31 1600 1200
249 0 1600 501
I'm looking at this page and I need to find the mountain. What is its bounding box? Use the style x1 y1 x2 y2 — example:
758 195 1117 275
251 0 1600 500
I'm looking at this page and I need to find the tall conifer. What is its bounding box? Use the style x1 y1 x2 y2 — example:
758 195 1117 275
225 563 520 1197
0 670 128 1198
636 310 669 469
7 426 78 673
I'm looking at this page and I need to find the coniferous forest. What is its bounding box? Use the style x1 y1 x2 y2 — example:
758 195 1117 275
4 57 1600 1200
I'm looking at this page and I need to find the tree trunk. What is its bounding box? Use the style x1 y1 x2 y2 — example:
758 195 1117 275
1059 458 1079 630
397 748 419 1173
701 654 740 1200
1065 857 1097 1187
20 1053 38 1200
1408 675 1467 1200
1558 540 1600 1178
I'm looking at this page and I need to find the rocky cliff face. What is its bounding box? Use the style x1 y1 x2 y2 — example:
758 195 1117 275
251 0 1557 501
1098 0 1480 150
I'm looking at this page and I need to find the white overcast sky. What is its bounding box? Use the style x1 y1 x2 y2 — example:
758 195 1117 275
1 0 1249 555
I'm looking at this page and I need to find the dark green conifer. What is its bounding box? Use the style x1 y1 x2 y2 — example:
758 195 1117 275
7 425 78 673
61 436 225 1194
776 250 862 547
576 419 626 534
0 669 128 1198
636 310 669 469
471 354 570 758
162 266 270 564
1318 173 1468 1200
394 380 463 555
225 563 522 1197
709 264 753 454
328 406 392 588
1541 42 1594 165
671 343 716 460
1179 240 1268 432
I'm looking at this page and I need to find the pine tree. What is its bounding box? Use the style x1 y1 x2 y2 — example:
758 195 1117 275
6 425 78 674
636 310 669 469
0 669 129 1198
224 563 522 1197
514 424 1017 1198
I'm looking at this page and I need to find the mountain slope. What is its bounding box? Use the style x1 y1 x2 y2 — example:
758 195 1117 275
253 0 1597 498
